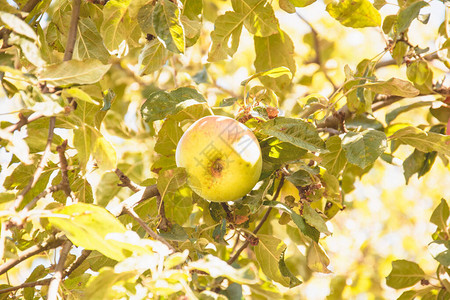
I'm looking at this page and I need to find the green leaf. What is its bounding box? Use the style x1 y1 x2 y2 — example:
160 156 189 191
406 60 431 86
397 1 429 32
403 149 437 184
153 0 185 54
307 242 331 273
241 67 292 86
389 126 450 156
137 40 169 76
326 0 381 28
321 136 347 175
341 130 387 169
74 17 110 64
430 199 449 231
100 0 135 51
39 59 111 86
231 0 279 37
154 117 183 156
84 267 136 299
259 117 326 153
428 240 450 267
254 234 289 286
163 186 194 225
189 255 259 285
287 0 316 8
362 78 420 97
303 205 331 235
0 12 37 40
208 11 244 61
327 275 347 300
48 203 130 261
63 87 100 105
263 201 320 242
157 168 187 201
254 30 296 91
278 250 302 288
385 101 433 124
386 260 425 289
15 37 46 67
159 223 189 241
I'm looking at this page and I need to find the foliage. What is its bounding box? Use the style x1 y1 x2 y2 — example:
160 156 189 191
0 0 449 299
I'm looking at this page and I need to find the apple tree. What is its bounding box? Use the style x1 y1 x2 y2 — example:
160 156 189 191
0 0 449 298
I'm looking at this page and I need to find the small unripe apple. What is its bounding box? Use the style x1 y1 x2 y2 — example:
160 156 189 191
175 115 262 202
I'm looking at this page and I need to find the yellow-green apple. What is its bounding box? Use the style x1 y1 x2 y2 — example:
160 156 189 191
175 115 262 202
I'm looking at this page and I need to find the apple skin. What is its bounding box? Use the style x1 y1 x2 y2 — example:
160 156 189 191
175 115 262 202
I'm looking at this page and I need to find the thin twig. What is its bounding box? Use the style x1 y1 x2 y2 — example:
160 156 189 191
157 195 171 232
4 113 44 134
0 278 51 294
122 206 175 250
375 52 439 69
227 176 285 265
22 0 42 12
23 185 62 214
0 249 92 295
63 0 81 61
56 141 72 199
14 117 56 210
114 169 141 193
372 95 403 111
48 241 72 300
0 236 66 276
296 12 337 93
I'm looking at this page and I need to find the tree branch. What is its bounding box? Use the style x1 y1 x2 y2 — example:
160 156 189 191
0 236 66 276
22 0 42 12
115 169 141 193
14 117 56 210
296 12 337 92
156 195 171 232
56 141 72 199
63 0 81 61
375 52 439 69
227 176 285 265
4 113 44 134
122 206 174 250
48 241 72 300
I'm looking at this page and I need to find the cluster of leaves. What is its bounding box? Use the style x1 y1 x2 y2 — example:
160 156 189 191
0 0 449 298
386 199 450 299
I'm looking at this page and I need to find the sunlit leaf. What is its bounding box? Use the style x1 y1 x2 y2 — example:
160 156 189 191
321 136 347 175
208 11 244 61
342 130 387 169
307 242 331 273
397 1 428 32
231 0 279 37
326 0 381 28
386 260 425 289
389 126 450 156
153 0 185 54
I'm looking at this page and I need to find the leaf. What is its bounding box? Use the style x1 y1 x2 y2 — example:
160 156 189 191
163 186 194 225
341 130 387 169
212 218 228 244
385 101 433 124
100 0 133 51
263 201 320 242
241 67 292 86
287 0 316 8
321 136 347 175
48 203 130 261
39 59 111 86
428 240 450 267
278 250 302 288
93 136 118 171
16 38 46 67
74 17 110 64
231 0 279 37
386 260 425 289
189 255 259 285
63 87 100 105
208 11 244 61
397 1 428 32
141 88 206 123
154 117 183 156
157 168 187 200
307 242 331 273
406 60 431 86
430 199 449 231
259 117 326 153
254 30 296 91
403 149 437 184
254 234 289 286
389 126 450 156
137 39 169 75
362 78 420 97
153 0 185 54
303 205 331 235
0 12 37 40
159 223 189 241
326 0 381 28
84 267 136 299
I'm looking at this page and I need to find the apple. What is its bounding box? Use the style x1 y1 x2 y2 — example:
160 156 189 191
175 115 262 202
